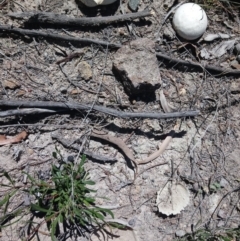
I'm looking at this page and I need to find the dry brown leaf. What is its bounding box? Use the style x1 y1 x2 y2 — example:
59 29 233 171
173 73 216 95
0 131 28 146
156 181 190 216
16 90 26 97
3 80 21 89
0 135 6 141
70 89 82 95
159 90 172 113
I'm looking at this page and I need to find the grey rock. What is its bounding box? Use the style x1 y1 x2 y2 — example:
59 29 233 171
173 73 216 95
128 218 136 227
217 209 226 219
230 82 240 94
113 38 161 96
217 220 225 227
77 61 92 81
237 55 240 63
163 26 175 40
175 230 186 237
234 43 240 55
142 172 149 180
219 178 229 188
128 0 140 11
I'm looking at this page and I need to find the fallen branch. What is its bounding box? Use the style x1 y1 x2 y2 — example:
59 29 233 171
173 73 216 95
0 108 58 117
52 134 117 163
9 10 152 27
156 52 240 77
0 100 200 119
0 24 121 49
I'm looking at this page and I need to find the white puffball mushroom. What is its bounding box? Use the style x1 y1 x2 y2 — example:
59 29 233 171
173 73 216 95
173 3 208 40
80 0 117 7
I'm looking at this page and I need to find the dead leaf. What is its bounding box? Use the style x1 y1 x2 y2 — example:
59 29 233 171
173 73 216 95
159 90 172 113
0 131 28 146
3 80 21 89
231 63 240 70
201 40 236 60
179 88 186 96
70 89 82 95
16 90 26 97
204 33 234 42
156 181 190 216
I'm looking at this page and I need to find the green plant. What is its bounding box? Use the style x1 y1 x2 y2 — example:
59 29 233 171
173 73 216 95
175 226 240 241
0 152 114 240
209 182 221 193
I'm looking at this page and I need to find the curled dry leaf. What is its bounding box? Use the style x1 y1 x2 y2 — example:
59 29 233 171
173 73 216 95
156 181 190 216
0 131 28 146
201 39 236 60
159 90 173 113
204 33 234 42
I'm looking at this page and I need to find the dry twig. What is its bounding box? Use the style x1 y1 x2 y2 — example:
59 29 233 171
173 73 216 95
156 52 240 77
9 10 152 27
0 24 121 49
0 100 199 119
52 134 117 163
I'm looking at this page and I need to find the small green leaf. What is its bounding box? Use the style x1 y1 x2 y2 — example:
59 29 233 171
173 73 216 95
0 194 10 208
51 218 58 241
31 204 51 213
3 172 14 185
82 180 95 185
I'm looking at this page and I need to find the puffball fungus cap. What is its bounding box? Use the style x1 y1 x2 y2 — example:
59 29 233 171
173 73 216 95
80 0 117 7
173 3 208 40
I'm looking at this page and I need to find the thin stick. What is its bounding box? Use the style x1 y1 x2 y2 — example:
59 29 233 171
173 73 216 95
156 52 240 77
0 108 57 117
0 24 121 49
8 10 152 27
0 100 200 119
51 134 117 163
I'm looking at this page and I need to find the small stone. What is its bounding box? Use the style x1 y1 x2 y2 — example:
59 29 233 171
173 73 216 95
128 0 139 11
142 172 149 180
163 26 175 40
217 220 225 227
70 89 82 95
128 218 136 227
113 38 161 96
67 156 74 162
237 55 240 63
231 60 240 69
234 43 240 55
175 230 186 237
77 61 92 81
60 87 67 94
230 81 240 94
217 209 226 219
219 178 229 188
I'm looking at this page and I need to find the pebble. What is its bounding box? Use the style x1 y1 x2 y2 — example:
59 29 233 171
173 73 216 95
175 230 186 237
234 43 240 55
217 209 226 219
128 218 136 227
128 0 139 11
237 55 240 63
219 178 229 188
142 172 149 180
